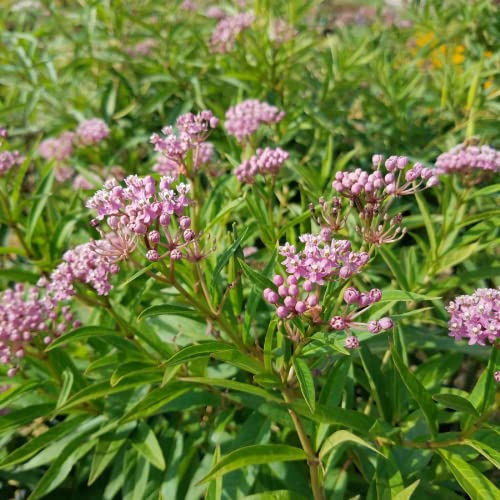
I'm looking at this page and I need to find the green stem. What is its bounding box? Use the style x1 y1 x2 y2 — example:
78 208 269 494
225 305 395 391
283 390 325 500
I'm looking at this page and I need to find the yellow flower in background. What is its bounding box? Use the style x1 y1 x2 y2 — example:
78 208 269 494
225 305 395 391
410 31 466 69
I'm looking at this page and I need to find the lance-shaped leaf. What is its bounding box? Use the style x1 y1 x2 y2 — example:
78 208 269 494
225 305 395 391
391 343 438 436
199 445 307 484
319 430 384 461
292 357 316 413
438 449 500 499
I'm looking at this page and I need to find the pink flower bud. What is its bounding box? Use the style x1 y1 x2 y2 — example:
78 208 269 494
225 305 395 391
330 316 346 330
295 301 307 314
307 295 318 307
397 156 408 169
273 275 284 286
367 320 381 334
345 335 359 350
426 176 439 188
369 288 382 303
344 287 360 304
277 306 289 319
385 183 397 194
146 249 160 261
170 249 182 260
184 229 196 242
378 317 394 330
148 230 160 243
179 216 191 229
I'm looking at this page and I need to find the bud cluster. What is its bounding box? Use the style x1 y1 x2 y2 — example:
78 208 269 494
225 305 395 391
0 284 80 376
435 143 500 183
235 147 289 183
150 110 218 177
324 154 439 246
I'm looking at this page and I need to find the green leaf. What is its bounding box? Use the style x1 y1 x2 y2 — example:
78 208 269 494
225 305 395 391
199 445 307 484
212 349 263 374
359 347 392 422
25 168 55 245
210 227 249 292
464 440 500 470
0 381 40 407
393 480 420 500
434 241 482 275
45 325 121 350
319 430 383 461
56 369 74 408
163 341 236 368
292 357 316 413
263 319 277 372
432 394 479 416
0 404 54 436
137 303 204 322
89 437 128 486
379 290 440 302
110 362 160 387
179 377 283 403
243 492 309 500
438 449 500 500
291 402 375 434
55 372 162 413
130 422 166 471
120 382 192 423
0 415 89 469
238 258 275 291
206 447 222 500
391 343 438 437
28 435 97 500
415 191 437 259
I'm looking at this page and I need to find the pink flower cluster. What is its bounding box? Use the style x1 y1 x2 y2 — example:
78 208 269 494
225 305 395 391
333 155 439 199
225 99 285 142
435 144 500 175
263 231 369 314
86 175 195 262
280 232 369 283
46 242 121 300
76 118 110 146
446 288 499 346
39 132 75 162
235 147 288 183
150 110 218 176
209 12 255 54
263 234 391 348
0 284 79 376
0 150 23 176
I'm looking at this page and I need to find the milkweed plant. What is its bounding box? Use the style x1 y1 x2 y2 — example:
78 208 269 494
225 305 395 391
0 1 499 499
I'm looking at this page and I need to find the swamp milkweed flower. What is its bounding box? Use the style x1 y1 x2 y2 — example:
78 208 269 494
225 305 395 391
446 288 499 347
209 12 255 54
225 99 285 142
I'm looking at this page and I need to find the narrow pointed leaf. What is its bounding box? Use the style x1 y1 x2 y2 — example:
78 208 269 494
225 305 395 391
319 430 383 460
200 445 307 484
292 357 316 413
